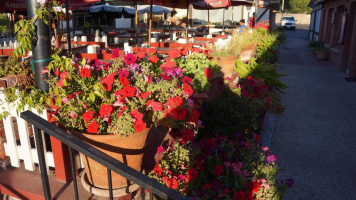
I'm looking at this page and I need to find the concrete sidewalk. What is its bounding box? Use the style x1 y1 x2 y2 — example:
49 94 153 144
272 30 356 200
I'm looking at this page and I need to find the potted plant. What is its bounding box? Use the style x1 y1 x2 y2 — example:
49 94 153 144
314 46 329 60
210 47 238 78
44 48 200 196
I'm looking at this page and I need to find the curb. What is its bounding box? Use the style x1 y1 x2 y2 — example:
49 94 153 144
260 112 276 149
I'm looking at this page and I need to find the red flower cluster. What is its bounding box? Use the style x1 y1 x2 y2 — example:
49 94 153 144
80 68 91 78
101 72 116 91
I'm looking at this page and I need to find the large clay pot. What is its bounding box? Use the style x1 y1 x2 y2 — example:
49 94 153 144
207 72 224 100
69 128 150 189
240 44 257 63
210 56 238 78
316 51 328 60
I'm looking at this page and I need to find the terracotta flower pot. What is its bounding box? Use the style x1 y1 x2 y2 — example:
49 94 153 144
240 44 257 63
69 128 150 189
210 56 238 78
316 51 328 60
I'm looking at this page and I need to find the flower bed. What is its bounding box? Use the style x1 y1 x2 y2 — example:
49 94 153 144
0 20 292 199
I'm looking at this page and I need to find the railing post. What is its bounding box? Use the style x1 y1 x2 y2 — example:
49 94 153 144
34 127 51 200
47 110 73 182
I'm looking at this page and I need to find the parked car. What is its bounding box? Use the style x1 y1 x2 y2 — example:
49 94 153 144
281 16 296 30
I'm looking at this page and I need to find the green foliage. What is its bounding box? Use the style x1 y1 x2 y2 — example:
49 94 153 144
289 0 312 14
13 0 64 57
308 40 324 48
0 14 10 33
0 57 33 78
234 58 287 92
198 81 258 136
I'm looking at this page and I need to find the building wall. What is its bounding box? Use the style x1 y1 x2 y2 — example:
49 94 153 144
318 0 356 76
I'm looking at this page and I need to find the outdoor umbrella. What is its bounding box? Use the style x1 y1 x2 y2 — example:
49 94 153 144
191 0 231 34
89 3 136 18
137 5 171 15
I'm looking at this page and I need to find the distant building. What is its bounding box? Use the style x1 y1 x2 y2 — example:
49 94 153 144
309 0 356 77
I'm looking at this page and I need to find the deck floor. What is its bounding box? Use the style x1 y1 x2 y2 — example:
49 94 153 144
0 164 142 200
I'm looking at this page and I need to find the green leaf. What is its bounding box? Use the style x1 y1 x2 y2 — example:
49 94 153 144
54 87 59 96
56 96 62 107
94 91 103 98
62 78 67 86
81 58 86 66
89 93 95 102
36 8 42 20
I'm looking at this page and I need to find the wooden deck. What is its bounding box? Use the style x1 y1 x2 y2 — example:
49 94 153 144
0 164 141 200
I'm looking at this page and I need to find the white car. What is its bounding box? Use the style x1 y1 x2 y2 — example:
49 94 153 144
281 16 296 30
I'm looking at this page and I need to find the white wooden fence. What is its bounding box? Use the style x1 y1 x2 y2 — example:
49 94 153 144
0 89 54 172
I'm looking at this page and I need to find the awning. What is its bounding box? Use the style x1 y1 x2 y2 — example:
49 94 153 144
192 0 231 10
230 0 253 6
0 0 27 14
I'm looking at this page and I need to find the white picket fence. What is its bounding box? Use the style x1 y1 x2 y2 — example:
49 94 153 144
0 89 54 172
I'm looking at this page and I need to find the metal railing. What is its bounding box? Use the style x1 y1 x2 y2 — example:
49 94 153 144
20 110 190 200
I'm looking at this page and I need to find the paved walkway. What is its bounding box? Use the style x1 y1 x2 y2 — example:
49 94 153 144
272 30 356 200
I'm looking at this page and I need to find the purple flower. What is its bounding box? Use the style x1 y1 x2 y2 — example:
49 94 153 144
164 67 175 76
174 67 183 77
285 178 294 188
266 155 277 163
129 63 139 71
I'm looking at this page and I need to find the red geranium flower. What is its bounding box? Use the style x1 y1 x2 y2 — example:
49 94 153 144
153 164 162 176
124 53 136 65
148 55 159 63
166 177 178 189
160 60 177 69
111 48 120 59
119 76 129 86
159 74 171 81
136 51 146 60
183 83 193 96
181 76 192 84
147 48 156 55
168 49 181 59
204 68 213 79
187 168 198 182
248 180 261 193
202 183 211 192
213 165 224 176
101 72 116 91
83 110 94 123
133 119 146 133
132 46 139 53
80 68 91 78
172 108 187 120
117 86 135 98
180 49 188 56
87 121 99 134
165 97 183 111
188 109 200 122
146 100 163 111
130 109 144 120
182 129 194 144
117 106 128 117
99 104 113 116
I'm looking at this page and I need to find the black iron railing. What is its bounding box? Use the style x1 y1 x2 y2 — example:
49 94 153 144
20 111 190 200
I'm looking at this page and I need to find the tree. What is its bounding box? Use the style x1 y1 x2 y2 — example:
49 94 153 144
289 0 312 14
